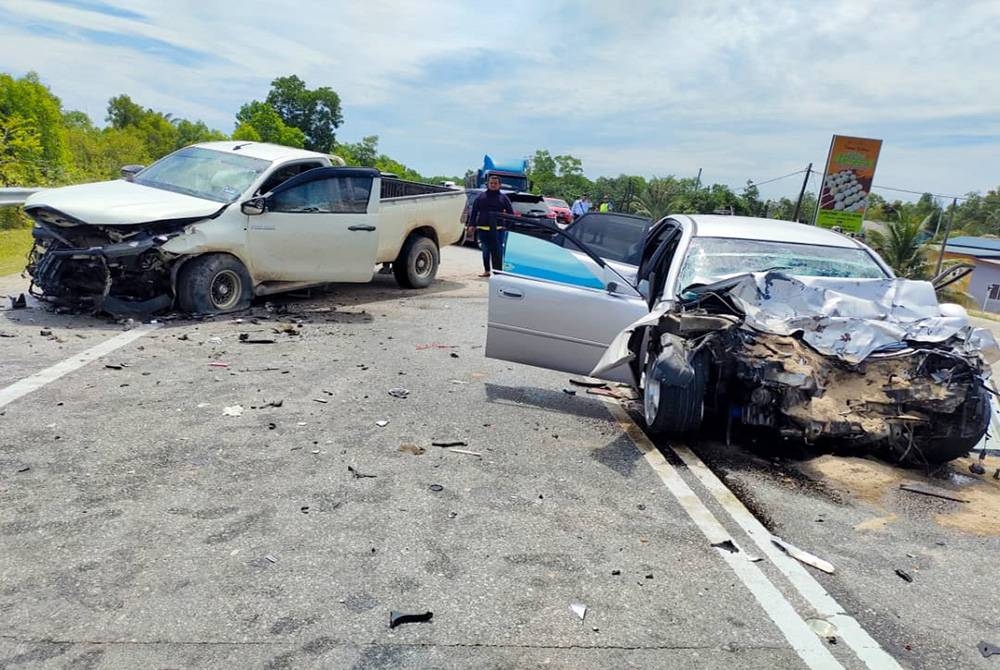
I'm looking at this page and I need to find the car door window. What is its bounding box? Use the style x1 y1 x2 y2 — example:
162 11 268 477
501 231 641 296
258 162 324 195
564 214 650 265
270 176 372 214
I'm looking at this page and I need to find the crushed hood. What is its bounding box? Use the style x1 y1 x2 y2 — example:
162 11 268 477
726 273 1000 364
23 179 226 226
593 270 1000 377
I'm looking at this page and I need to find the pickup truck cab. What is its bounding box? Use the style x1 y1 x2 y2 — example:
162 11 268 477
24 142 464 315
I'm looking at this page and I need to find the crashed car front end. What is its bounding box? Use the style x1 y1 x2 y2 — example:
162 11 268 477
602 271 999 464
26 206 194 316
712 326 990 462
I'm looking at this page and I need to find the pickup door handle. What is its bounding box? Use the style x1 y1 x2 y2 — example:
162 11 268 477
498 288 524 299
347 224 377 232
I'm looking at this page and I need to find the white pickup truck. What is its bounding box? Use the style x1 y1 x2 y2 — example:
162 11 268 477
23 142 465 315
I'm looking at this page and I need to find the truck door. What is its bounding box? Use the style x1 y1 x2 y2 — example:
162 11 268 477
247 167 379 282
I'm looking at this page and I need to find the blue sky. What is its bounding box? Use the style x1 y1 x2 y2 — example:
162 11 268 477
1 0 998 202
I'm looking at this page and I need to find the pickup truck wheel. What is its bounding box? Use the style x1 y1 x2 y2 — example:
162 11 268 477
177 254 252 315
394 235 439 289
643 348 706 436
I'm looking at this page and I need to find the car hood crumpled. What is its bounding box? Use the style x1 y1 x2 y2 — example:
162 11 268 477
726 273 1000 364
593 270 1000 377
23 179 226 226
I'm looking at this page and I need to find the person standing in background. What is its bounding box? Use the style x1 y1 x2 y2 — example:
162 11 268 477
571 194 590 220
467 174 514 277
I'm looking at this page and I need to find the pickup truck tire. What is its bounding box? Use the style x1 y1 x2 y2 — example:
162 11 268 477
176 254 252 315
394 235 439 289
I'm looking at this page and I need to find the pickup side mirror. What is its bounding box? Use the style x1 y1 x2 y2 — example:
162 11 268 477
241 197 266 216
120 164 145 181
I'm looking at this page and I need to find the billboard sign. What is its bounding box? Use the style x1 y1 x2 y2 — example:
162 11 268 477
815 135 882 232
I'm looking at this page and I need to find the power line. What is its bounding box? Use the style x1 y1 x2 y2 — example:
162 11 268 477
747 169 808 188
807 168 971 202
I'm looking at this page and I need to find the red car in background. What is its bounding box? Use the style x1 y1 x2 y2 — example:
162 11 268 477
544 197 573 226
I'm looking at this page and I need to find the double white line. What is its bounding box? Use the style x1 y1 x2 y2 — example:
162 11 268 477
606 402 901 670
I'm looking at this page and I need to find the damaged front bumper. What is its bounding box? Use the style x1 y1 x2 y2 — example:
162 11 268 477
26 211 185 316
723 329 990 461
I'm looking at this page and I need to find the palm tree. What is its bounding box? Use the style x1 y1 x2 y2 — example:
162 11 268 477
867 213 932 280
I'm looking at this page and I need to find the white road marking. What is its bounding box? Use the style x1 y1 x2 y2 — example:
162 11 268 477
0 324 160 409
672 443 903 670
605 402 845 670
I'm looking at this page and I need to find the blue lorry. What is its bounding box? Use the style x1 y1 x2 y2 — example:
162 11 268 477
465 154 531 192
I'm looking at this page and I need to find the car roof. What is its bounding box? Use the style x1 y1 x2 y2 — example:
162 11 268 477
678 214 864 249
194 141 331 163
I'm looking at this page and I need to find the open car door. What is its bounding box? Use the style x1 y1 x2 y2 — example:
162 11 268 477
486 225 649 383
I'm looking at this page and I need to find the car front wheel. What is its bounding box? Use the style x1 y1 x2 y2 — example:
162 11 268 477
176 254 253 315
643 348 707 436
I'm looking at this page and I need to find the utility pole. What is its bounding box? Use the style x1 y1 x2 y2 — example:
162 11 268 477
792 163 812 223
934 198 958 276
695 168 702 190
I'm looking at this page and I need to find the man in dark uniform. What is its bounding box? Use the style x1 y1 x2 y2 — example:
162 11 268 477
467 174 514 277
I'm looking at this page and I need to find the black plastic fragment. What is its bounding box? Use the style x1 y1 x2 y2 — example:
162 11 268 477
389 610 433 628
348 466 377 479
894 569 913 583
711 539 740 553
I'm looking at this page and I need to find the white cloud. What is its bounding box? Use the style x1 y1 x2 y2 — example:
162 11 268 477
1 0 998 197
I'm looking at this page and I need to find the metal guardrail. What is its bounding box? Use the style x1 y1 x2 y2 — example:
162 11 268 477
0 187 42 208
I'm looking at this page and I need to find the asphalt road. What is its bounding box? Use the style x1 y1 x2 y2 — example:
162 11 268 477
1 246 999 669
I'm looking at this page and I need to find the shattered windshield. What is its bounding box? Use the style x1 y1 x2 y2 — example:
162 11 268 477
134 147 271 203
676 237 888 292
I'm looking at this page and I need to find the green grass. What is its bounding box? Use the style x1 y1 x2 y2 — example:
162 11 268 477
0 228 33 277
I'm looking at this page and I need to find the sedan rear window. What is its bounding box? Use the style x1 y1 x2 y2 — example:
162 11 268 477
677 237 888 291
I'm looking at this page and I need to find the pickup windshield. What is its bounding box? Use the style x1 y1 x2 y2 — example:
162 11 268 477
677 237 888 292
134 147 271 203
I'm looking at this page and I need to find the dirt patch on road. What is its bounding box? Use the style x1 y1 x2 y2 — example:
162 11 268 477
803 456 901 506
802 454 1000 535
935 457 1000 535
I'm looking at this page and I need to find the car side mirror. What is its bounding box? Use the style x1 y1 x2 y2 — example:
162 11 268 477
120 164 145 181
241 197 266 216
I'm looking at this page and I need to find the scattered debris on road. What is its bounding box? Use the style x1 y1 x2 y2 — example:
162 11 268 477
238 333 276 344
312 398 328 404
375 420 389 428
264 554 278 563
979 640 1000 658
895 569 914 583
207 337 223 344
222 405 244 417
428 484 444 492
711 539 740 553
569 378 606 388
8 293 27 309
388 388 410 399
389 611 433 628
17 466 30 473
398 444 425 456
569 603 587 621
898 482 970 503
806 618 838 640
447 448 482 457
416 343 456 350
208 362 229 368
348 466 377 479
562 388 577 396
771 536 835 574
431 440 467 447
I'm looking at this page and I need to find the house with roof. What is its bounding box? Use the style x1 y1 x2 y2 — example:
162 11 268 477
939 236 1000 311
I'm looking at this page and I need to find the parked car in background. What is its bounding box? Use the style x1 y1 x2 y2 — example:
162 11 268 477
458 191 557 244
486 214 997 464
543 197 573 225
